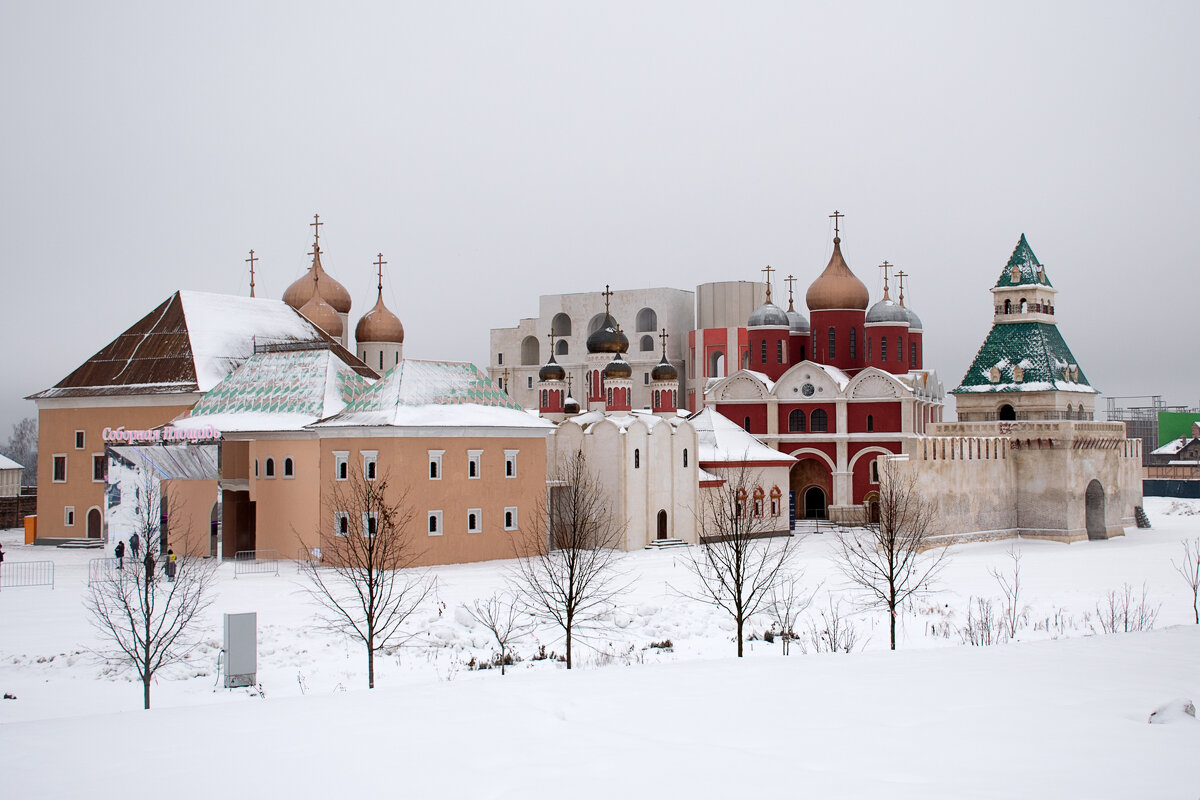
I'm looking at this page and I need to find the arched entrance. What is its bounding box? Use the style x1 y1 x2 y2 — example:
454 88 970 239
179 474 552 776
790 456 833 520
998 404 1016 421
656 509 667 540
87 507 102 538
803 487 828 519
863 492 880 524
1085 480 1106 540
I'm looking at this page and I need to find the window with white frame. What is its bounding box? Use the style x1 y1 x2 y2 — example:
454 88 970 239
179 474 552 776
467 450 482 479
65 506 75 526
467 508 482 533
75 430 85 449
428 510 443 536
53 454 67 483
429 450 444 480
362 450 378 481
265 457 276 478
92 454 106 482
504 507 518 530
504 450 518 478
870 459 880 484
283 457 295 478
362 512 378 537
334 451 349 481
334 512 350 537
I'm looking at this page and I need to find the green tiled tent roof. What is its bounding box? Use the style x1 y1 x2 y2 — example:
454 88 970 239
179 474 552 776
994 234 1053 289
342 359 524 413
953 321 1094 395
188 349 372 419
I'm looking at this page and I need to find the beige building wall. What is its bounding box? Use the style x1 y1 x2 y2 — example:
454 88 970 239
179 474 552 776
35 399 198 540
247 437 323 557
160 478 220 557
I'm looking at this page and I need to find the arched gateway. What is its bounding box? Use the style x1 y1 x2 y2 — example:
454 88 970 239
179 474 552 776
1085 480 1106 540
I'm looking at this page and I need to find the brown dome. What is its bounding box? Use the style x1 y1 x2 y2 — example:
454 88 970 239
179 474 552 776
299 276 344 338
806 237 869 311
283 248 353 314
355 292 404 344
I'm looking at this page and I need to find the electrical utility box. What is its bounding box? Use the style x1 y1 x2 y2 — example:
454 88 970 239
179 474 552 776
223 612 257 688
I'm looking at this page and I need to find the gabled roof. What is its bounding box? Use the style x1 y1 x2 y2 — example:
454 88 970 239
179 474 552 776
317 359 553 429
994 234 1053 289
1151 437 1200 456
0 454 23 470
29 291 374 400
953 321 1095 394
689 407 796 464
177 348 374 432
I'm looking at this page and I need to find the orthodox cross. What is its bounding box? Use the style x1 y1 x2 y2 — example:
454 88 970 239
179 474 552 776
761 264 775 302
878 261 892 300
501 368 510 395
374 253 387 292
310 213 323 245
659 327 669 357
829 209 844 237
246 249 257 298
896 270 908 307
785 274 797 310
566 374 574 396
601 284 613 316
546 325 557 352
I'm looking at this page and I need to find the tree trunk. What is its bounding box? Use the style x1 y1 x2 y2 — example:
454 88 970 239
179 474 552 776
565 620 572 669
143 673 151 709
889 604 897 651
368 644 375 689
736 617 744 658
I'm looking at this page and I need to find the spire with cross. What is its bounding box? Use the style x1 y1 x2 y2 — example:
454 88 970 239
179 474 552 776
879 261 892 301
829 209 844 239
601 284 613 317
374 253 387 295
310 213 323 246
761 264 775 303
659 327 669 358
246 249 257 298
896 270 908 307
785 274 797 311
546 325 557 353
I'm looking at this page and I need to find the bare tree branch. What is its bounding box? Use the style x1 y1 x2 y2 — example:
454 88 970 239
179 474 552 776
1172 538 1200 625
299 471 436 688
464 591 534 675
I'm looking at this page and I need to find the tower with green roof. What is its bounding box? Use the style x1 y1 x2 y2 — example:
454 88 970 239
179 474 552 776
952 234 1097 422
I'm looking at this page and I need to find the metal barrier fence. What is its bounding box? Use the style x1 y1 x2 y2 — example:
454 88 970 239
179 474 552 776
233 549 279 578
88 557 119 586
295 547 323 573
0 560 55 590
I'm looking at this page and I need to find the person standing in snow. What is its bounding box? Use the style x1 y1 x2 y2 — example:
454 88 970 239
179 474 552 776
144 550 154 581
165 548 176 582
129 532 140 559
114 539 125 569
0 542 5 564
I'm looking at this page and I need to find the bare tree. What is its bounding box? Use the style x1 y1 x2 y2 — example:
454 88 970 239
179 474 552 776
1092 582 1160 634
680 463 800 657
86 478 216 709
300 472 435 688
510 449 627 669
990 545 1027 640
463 591 533 675
804 596 861 654
1172 538 1200 624
837 456 947 650
767 570 816 655
1 416 37 485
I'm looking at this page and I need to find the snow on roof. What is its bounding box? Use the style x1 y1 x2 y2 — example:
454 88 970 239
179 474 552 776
568 409 674 434
689 407 796 464
1152 438 1198 456
318 360 553 430
994 234 1054 289
178 348 373 432
953 321 1096 395
0 454 23 470
811 363 851 391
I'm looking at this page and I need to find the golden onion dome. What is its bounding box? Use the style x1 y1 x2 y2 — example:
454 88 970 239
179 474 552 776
355 292 405 344
806 237 869 311
298 276 344 339
538 355 566 382
650 354 678 382
603 355 633 380
283 248 353 314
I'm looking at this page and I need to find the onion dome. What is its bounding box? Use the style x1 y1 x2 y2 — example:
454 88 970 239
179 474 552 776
283 246 352 314
806 237 869 311
903 306 924 331
787 309 810 333
748 301 789 327
586 314 629 354
355 294 404 344
651 354 678 382
564 395 580 414
865 298 910 324
603 355 633 380
539 354 566 382
298 274 343 338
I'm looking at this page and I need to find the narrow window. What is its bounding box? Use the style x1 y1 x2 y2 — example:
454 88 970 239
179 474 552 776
468 450 482 479
761 340 767 364
363 451 378 481
777 339 784 363
527 376 533 389
866 414 874 432
75 431 85 449
849 328 857 359
255 459 259 477
429 450 444 480
265 457 275 478
379 352 383 370
880 337 888 362
743 417 751 432
362 512 378 537
335 512 349 536
467 509 482 533
634 449 640 469
497 353 503 365
93 454 107 482
504 507 518 530
334 451 349 481
644 373 649 385
505 450 518 478
828 327 836 359
870 460 879 483
896 337 902 362
65 506 75 526
911 342 917 366
428 511 443 536
867 337 873 363
284 457 295 478
53 455 67 482
682 448 688 468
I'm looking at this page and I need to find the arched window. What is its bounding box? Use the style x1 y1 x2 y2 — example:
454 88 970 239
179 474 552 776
551 312 572 337
896 337 902 362
736 488 747 518
633 449 640 469
770 486 782 516
264 457 275 478
709 350 725 378
521 335 539 365
1004 299 1012 314
641 335 654 352
1020 298 1028 313
788 409 806 432
636 308 657 332
682 448 688 468
866 414 874 432
828 327 836 359
753 488 764 517
556 339 568 356
870 459 880 483
811 408 829 432
743 417 751 431
849 328 857 359
881 337 888 362
283 457 294 477
761 339 768 364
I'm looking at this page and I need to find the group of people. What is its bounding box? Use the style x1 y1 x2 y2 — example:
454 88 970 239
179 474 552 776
113 532 176 581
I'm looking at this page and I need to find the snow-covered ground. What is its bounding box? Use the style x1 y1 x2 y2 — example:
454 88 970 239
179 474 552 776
3 497 1199 798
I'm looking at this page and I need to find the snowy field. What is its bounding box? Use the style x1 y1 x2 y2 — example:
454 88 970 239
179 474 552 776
2 497 1199 798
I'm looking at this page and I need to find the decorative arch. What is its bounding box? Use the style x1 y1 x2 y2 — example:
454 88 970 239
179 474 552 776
551 312 572 337
640 335 654 351
521 335 540 365
636 308 657 332
86 506 102 539
587 313 609 334
1086 480 1106 540
848 446 894 473
709 350 725 378
998 404 1016 421
556 339 568 356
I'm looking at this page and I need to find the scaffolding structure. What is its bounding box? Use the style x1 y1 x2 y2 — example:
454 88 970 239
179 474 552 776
1106 396 1198 465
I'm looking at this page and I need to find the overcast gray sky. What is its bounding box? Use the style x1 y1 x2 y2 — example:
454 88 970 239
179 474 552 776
2 1 1196 434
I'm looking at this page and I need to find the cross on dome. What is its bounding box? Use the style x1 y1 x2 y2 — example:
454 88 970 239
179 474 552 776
601 284 613 316
896 270 908 307
374 253 387 293
246 249 257 298
829 209 844 238
879 261 892 301
658 327 669 356
785 274 797 310
761 264 775 302
310 213 323 245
